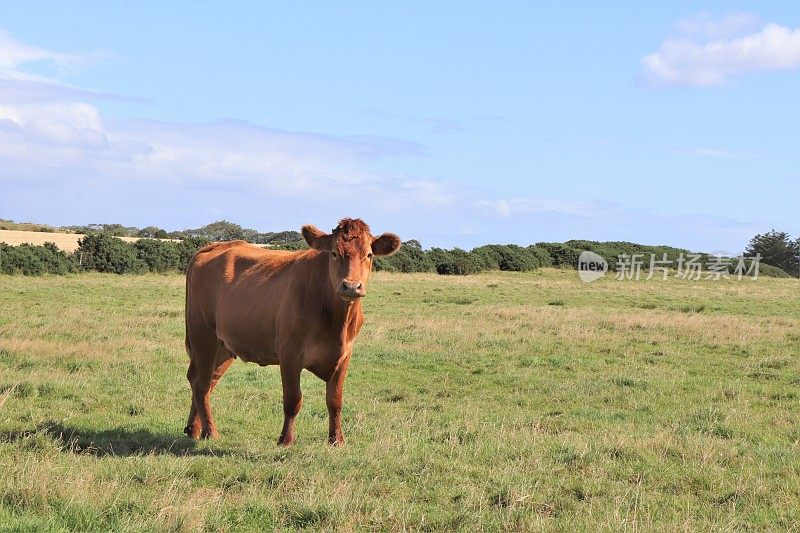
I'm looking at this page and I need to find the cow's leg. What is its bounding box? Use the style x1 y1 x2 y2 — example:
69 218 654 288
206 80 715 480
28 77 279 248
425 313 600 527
191 371 216 439
185 351 234 437
326 354 351 446
184 360 202 438
210 355 235 394
189 340 232 439
277 363 303 447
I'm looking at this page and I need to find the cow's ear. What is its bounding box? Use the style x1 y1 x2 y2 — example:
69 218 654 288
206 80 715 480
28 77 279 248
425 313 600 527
302 225 333 250
372 233 401 256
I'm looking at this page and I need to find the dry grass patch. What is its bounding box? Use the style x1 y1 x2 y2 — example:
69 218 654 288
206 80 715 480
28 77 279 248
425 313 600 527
0 229 179 252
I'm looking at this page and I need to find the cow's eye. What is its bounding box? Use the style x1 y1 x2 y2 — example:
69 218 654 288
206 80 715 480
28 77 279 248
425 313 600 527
367 253 373 260
331 252 337 259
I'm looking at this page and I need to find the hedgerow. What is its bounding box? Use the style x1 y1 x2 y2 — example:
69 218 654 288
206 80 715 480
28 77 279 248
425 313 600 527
0 236 792 278
0 242 77 275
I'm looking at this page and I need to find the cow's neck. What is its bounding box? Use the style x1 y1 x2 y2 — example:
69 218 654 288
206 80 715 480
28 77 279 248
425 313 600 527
317 255 364 338
333 298 362 338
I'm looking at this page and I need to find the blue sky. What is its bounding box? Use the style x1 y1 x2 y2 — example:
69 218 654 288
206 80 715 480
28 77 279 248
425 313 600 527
1 1 799 253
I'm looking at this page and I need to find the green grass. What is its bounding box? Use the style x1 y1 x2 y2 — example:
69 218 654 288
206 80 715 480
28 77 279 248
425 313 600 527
1 269 799 531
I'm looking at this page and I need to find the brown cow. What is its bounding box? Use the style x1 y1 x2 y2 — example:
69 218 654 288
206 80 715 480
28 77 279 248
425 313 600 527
183 218 400 445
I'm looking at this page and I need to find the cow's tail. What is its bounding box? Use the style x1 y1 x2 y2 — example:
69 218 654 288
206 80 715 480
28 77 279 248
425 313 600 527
184 259 192 358
184 246 204 359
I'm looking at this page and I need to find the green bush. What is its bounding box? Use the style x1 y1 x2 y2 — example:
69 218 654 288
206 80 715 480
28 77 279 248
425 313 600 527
0 242 77 275
527 245 553 267
428 248 482 275
728 259 789 278
178 237 211 271
264 230 306 247
271 240 309 251
137 226 169 239
3 236 213 276
134 239 182 273
137 237 212 273
374 242 433 273
754 263 791 278
565 240 691 271
745 230 799 277
469 245 503 271
77 234 147 274
471 244 540 272
536 243 582 268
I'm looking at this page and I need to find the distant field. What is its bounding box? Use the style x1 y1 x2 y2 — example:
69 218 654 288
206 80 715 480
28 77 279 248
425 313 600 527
0 270 798 530
0 230 271 252
0 230 168 252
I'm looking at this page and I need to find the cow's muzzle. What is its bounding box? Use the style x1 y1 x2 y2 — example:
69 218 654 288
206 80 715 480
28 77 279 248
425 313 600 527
338 280 365 301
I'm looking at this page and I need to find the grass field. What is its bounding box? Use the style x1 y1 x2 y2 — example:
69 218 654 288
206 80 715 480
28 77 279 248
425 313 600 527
1 269 798 531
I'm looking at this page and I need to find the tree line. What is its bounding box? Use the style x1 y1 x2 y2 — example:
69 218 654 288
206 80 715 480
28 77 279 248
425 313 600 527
0 236 210 276
374 235 795 278
1 222 797 278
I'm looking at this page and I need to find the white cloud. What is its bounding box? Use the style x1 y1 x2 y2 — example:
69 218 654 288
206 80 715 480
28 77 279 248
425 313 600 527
475 198 620 220
0 31 435 204
641 16 800 87
673 12 762 39
0 108 428 193
0 30 466 226
0 77 147 104
0 30 84 81
0 102 106 146
395 179 457 207
477 199 513 218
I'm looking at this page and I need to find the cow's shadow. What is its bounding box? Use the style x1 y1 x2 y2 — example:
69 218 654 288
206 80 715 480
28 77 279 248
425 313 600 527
3 421 223 457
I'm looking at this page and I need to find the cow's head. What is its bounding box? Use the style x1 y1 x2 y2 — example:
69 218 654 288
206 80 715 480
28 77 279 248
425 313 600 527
302 218 400 302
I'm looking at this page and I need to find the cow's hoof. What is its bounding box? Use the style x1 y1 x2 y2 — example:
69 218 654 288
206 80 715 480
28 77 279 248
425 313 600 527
200 430 219 440
328 437 345 446
183 426 201 439
277 434 295 447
